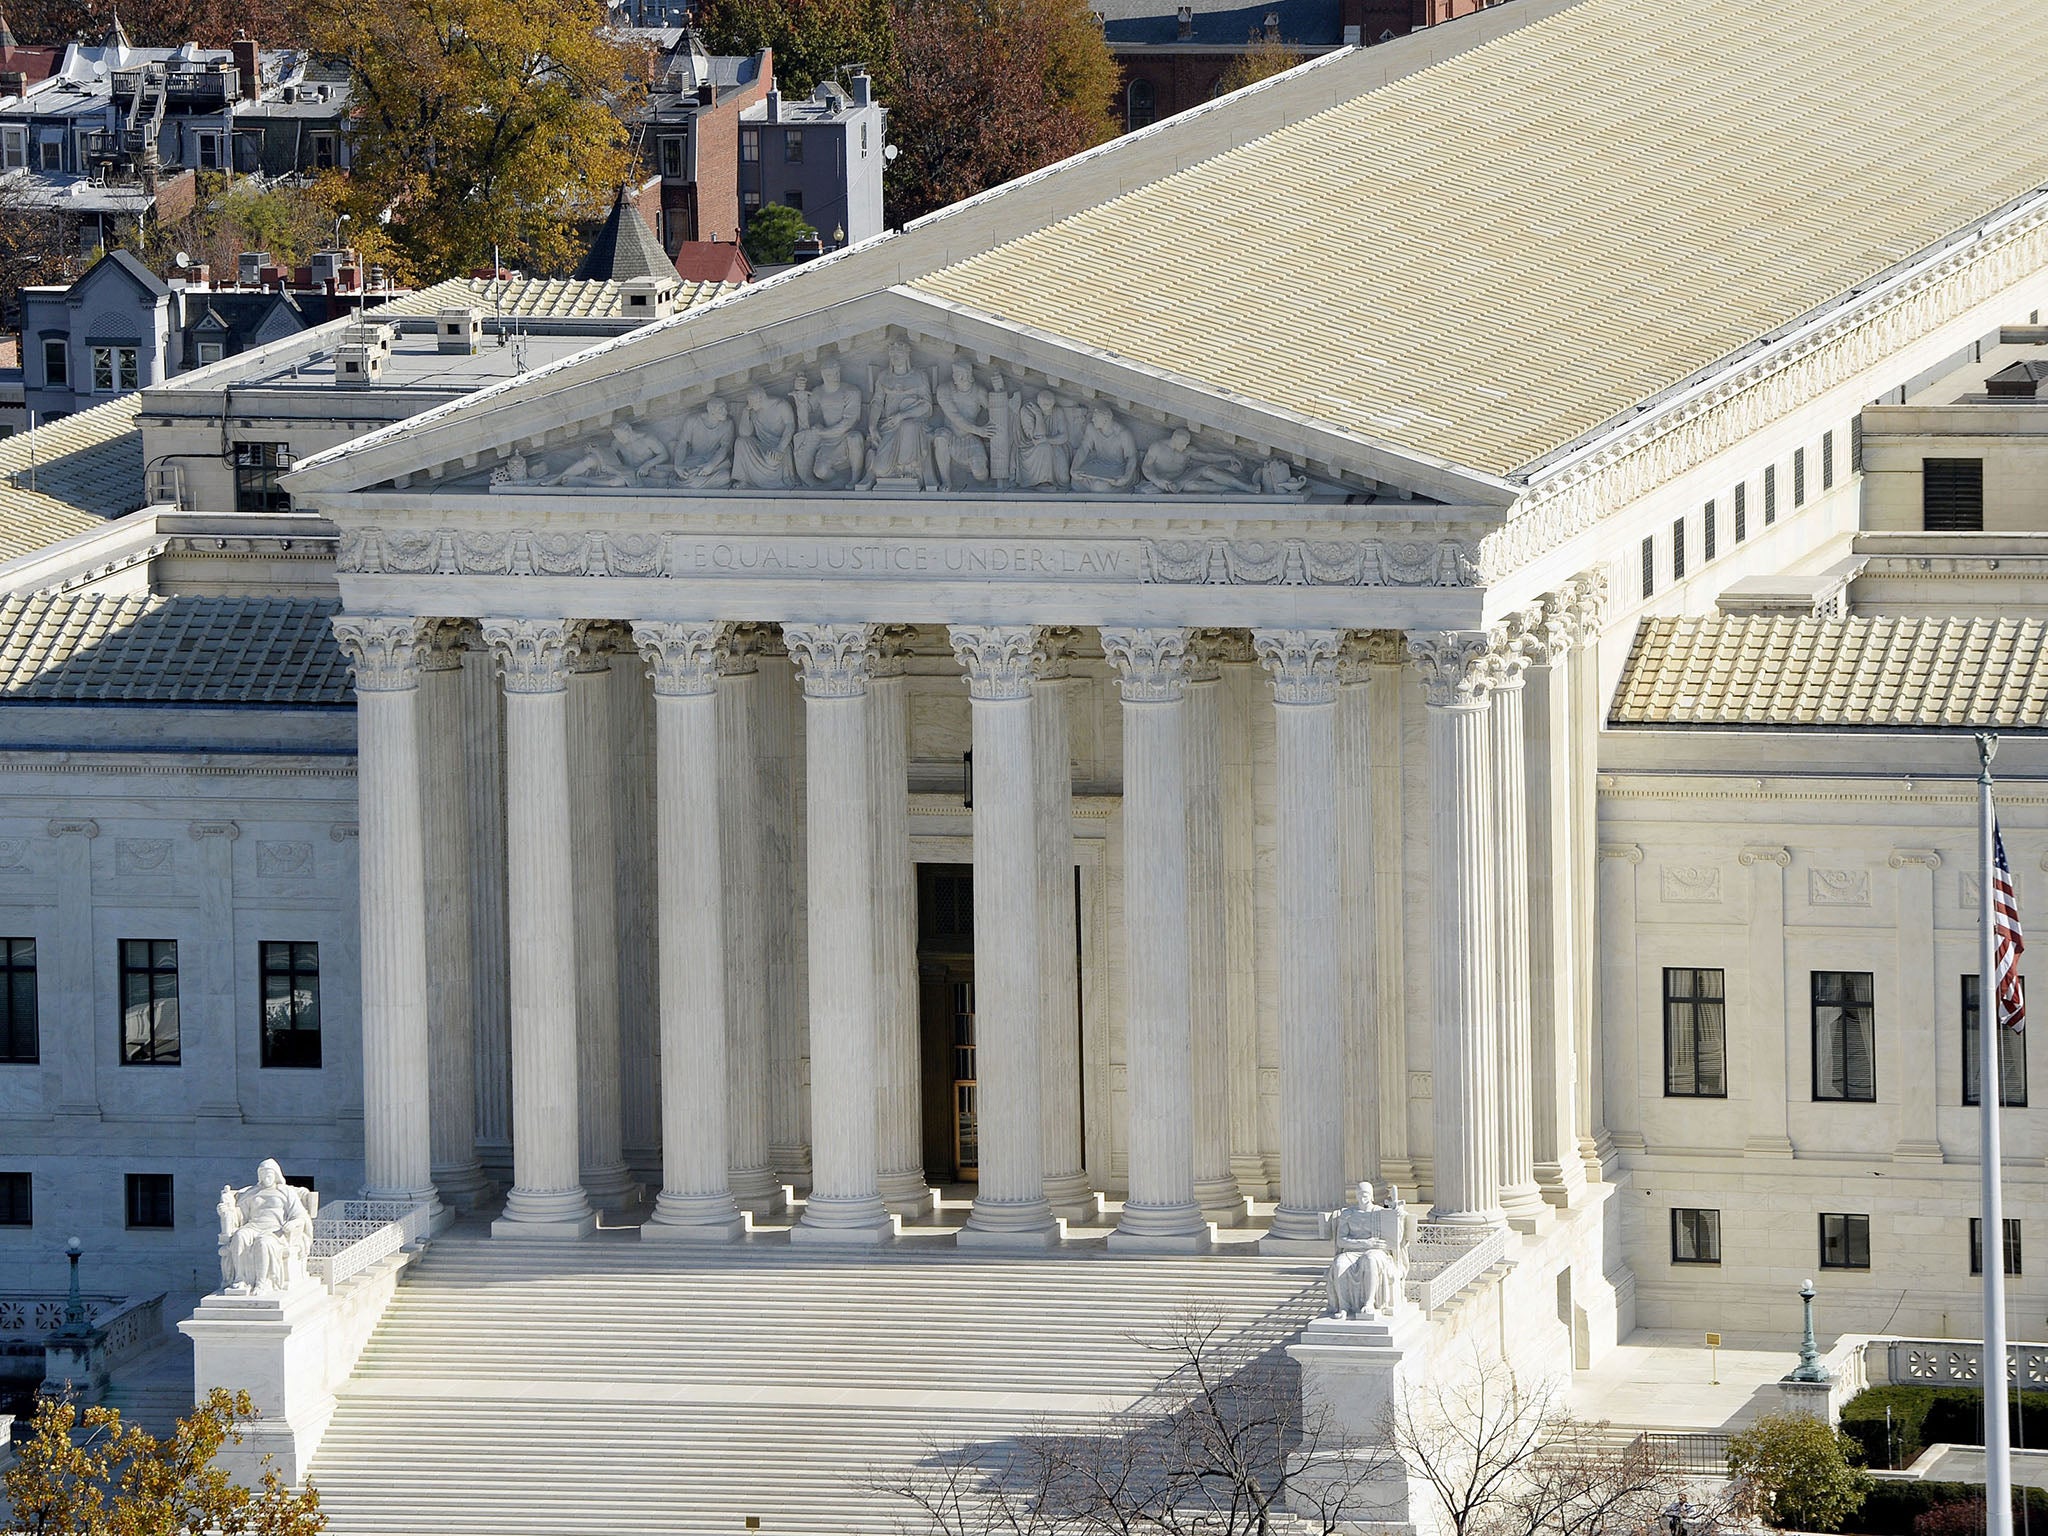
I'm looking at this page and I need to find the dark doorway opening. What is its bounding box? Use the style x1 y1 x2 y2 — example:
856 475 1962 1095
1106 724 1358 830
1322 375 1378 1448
917 864 976 1184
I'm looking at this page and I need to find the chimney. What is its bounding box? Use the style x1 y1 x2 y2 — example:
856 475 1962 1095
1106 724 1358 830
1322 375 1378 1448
848 66 870 106
1176 5 1192 37
696 81 713 105
765 88 780 122
0 71 26 100
231 36 259 101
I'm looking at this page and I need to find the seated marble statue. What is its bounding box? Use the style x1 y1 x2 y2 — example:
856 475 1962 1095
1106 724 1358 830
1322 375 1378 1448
1325 1180 1409 1320
1069 404 1140 492
673 398 737 488
217 1159 315 1295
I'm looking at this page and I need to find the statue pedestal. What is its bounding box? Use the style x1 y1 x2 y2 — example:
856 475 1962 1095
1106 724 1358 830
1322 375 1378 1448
1286 1312 1433 1535
41 1325 109 1404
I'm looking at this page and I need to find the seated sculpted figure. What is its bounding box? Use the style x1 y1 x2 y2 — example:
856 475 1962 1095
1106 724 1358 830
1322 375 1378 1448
1016 390 1071 489
1070 404 1140 492
217 1159 315 1295
866 342 935 486
792 361 866 488
1326 1180 1409 1321
673 397 737 488
732 385 798 489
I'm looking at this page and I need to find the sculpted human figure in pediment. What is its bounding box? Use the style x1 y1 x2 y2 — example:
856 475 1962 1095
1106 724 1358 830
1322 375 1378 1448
867 341 937 488
933 360 995 489
1141 428 1259 495
1016 389 1072 489
792 360 867 488
547 421 665 487
733 385 798 489
673 397 736 487
1071 403 1140 492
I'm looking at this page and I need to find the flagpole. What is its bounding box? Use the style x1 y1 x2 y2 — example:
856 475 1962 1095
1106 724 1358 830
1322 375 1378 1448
1979 728 2014 1536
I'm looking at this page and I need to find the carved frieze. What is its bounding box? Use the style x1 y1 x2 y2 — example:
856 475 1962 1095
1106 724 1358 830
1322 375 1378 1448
1660 865 1722 904
1810 868 1872 907
115 839 174 878
256 840 314 880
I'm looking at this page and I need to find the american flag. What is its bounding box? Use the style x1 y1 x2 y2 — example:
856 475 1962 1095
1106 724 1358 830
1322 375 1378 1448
1994 822 2026 1034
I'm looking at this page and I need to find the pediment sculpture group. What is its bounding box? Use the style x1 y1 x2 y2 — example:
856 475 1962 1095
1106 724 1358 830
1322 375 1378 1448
491 342 1313 498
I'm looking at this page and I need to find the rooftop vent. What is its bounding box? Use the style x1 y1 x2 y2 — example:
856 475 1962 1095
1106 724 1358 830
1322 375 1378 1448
335 340 386 384
237 250 269 285
620 274 679 317
437 306 484 354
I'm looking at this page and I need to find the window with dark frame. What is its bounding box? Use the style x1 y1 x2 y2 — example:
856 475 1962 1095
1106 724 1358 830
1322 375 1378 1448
0 1171 28 1227
1664 967 1727 1097
90 345 138 393
233 442 292 514
1671 1207 1720 1264
120 940 180 1065
741 130 760 162
1850 415 1865 473
1734 481 1748 543
1793 445 1807 507
1764 463 1778 524
1811 970 1875 1102
1962 973 2027 1106
1923 458 1985 532
41 337 66 388
1703 500 1717 562
1822 430 1835 490
783 129 803 163
1671 517 1686 581
0 938 35 1063
1820 1212 1870 1269
125 1172 174 1229
260 942 322 1069
1972 1217 2022 1277
659 136 684 178
1127 78 1156 130
1640 535 1654 599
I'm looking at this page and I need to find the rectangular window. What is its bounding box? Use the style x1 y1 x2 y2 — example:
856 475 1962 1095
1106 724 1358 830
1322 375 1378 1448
860 121 869 156
1764 463 1778 525
1923 458 1985 532
1640 535 1654 599
784 129 803 163
42 337 67 388
784 189 804 212
195 341 222 365
1850 415 1865 474
0 938 37 1064
38 138 60 171
90 345 138 393
741 130 760 163
1811 970 1875 1102
1664 967 1727 1097
260 942 321 1069
1972 1217 2023 1277
1734 481 1748 543
0 1171 29 1226
742 189 761 213
0 128 23 170
1671 1207 1720 1264
125 1173 174 1229
1703 500 1717 562
659 136 684 178
1671 517 1686 581
1962 973 2027 1106
120 940 180 1066
1793 446 1807 507
197 133 221 171
233 442 292 514
1819 1212 1870 1270
1822 429 1836 490
311 134 335 171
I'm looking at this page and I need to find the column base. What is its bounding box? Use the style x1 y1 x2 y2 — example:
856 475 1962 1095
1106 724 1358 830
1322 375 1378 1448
640 1195 746 1242
580 1163 644 1214
431 1161 496 1213
958 1223 1060 1251
493 1186 595 1239
1044 1172 1097 1223
492 1213 598 1240
1263 1203 1330 1253
792 1194 896 1245
1109 1226 1213 1254
962 1195 1058 1247
878 1169 937 1219
1195 1176 1247 1227
1111 1201 1212 1253
729 1167 788 1218
1426 1202 1505 1228
770 1143 813 1194
1501 1182 1553 1234
1892 1139 1946 1164
1534 1157 1588 1210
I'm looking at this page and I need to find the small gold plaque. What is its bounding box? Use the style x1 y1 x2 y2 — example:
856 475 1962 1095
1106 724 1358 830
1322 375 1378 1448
1704 1332 1722 1348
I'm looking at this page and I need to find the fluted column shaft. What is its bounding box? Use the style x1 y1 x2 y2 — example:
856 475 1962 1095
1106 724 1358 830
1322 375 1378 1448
420 627 488 1208
482 620 592 1237
1034 643 1091 1220
335 617 441 1214
759 648 810 1185
1523 599 1585 1207
950 626 1058 1246
1410 631 1503 1226
1491 634 1545 1230
568 636 637 1212
720 641 778 1213
870 636 929 1217
633 622 745 1241
1257 629 1345 1251
462 647 512 1174
1103 626 1209 1252
1186 643 1242 1225
786 622 894 1244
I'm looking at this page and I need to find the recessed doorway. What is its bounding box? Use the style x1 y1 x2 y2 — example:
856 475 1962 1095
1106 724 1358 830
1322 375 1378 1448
917 863 976 1184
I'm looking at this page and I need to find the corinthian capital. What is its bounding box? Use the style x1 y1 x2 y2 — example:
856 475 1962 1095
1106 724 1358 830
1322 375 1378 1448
480 618 574 695
783 622 877 698
1486 615 1537 690
1100 626 1192 704
333 615 427 694
948 624 1039 701
1565 567 1611 635
1252 628 1341 706
1406 630 1495 708
632 621 730 697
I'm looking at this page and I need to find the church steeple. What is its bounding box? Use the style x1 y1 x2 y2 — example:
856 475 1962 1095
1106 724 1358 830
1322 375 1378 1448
0 11 19 48
104 7 131 50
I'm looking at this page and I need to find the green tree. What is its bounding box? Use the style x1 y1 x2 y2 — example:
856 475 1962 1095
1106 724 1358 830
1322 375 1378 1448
1213 28 1306 95
1727 1411 1872 1533
879 0 1117 225
306 0 641 281
3 1388 324 1535
691 0 893 99
742 202 818 265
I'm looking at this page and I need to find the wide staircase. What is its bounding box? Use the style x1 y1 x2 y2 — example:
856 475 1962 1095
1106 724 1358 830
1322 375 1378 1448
310 1229 1324 1535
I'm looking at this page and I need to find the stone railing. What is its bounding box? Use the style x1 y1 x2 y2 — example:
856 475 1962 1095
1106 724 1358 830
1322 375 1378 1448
1881 1338 2048 1391
94 1294 167 1367
1404 1223 1508 1314
308 1200 432 1292
0 1294 129 1336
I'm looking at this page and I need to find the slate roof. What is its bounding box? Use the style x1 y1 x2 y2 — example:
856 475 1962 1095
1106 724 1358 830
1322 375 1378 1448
1100 0 1340 49
576 189 677 283
0 393 145 564
382 275 740 319
0 593 350 704
1610 614 2048 730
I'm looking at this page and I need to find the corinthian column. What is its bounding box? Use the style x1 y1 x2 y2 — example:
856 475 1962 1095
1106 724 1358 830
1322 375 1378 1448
1186 634 1243 1225
633 621 745 1241
1522 599 1585 1208
1408 630 1503 1227
1035 631 1093 1220
1254 628 1344 1252
419 623 488 1209
567 629 638 1212
785 622 895 1244
950 625 1058 1247
333 617 441 1216
1102 626 1209 1253
1491 621 1546 1231
870 628 930 1218
721 630 779 1214
482 619 594 1238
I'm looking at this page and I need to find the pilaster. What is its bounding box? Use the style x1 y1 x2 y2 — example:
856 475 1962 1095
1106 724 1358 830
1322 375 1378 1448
1186 631 1244 1225
45 819 99 1117
1362 633 1411 1191
186 819 240 1121
1891 850 1945 1162
1739 844 1794 1157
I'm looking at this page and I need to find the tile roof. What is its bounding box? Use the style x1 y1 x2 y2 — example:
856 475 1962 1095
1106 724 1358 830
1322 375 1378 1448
0 392 145 564
915 0 2048 478
1611 614 2048 730
380 274 741 320
0 593 350 704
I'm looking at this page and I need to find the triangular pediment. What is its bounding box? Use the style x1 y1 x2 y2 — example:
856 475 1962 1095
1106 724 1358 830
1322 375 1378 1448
283 288 1519 513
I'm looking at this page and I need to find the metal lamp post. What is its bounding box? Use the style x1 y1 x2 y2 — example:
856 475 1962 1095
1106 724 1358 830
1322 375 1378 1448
1791 1278 1827 1383
60 1235 86 1332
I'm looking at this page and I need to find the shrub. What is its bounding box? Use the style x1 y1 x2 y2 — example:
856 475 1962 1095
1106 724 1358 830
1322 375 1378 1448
1840 1384 2048 1469
1845 1480 2048 1535
1727 1411 1872 1532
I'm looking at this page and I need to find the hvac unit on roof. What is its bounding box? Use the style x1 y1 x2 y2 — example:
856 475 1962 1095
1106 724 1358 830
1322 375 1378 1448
335 340 386 383
438 306 484 354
